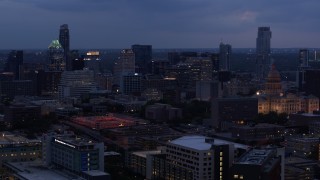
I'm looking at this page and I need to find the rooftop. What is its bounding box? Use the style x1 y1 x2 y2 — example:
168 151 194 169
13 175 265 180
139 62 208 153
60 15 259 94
5 160 84 180
170 135 249 151
54 136 98 148
0 132 41 145
132 150 161 158
82 170 109 177
237 149 275 165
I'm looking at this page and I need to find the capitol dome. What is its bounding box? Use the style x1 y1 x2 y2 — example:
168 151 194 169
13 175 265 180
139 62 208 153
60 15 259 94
265 64 282 95
266 64 281 83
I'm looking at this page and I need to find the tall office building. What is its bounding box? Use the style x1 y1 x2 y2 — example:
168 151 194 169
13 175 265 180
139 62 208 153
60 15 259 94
219 42 232 71
113 49 135 92
48 40 65 71
297 49 310 90
298 49 309 67
4 50 23 80
211 53 220 72
256 27 272 80
131 44 152 74
59 24 71 70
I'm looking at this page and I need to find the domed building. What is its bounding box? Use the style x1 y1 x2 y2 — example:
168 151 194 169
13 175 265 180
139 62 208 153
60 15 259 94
257 65 319 114
264 64 282 96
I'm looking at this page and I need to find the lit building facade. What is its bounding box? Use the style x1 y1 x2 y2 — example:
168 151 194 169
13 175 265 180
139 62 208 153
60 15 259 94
48 40 65 71
42 133 104 173
0 132 41 166
257 65 319 114
165 136 238 180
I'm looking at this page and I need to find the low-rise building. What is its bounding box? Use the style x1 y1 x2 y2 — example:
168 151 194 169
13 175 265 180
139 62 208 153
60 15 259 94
285 137 319 160
4 104 41 126
230 148 283 180
285 157 318 180
145 103 182 122
42 133 104 174
231 123 285 142
0 132 41 166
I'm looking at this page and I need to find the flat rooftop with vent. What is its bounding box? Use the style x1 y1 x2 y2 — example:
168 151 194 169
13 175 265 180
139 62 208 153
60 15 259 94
237 149 275 165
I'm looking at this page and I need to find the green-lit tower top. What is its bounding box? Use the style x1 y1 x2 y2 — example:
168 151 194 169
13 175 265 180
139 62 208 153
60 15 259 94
48 40 63 49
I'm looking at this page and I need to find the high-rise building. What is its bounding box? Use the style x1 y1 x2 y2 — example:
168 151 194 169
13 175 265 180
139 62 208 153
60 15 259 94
219 42 232 71
165 136 248 180
59 24 71 70
69 50 85 70
296 49 310 90
305 69 320 98
48 40 65 71
299 49 309 67
131 44 152 74
123 73 142 95
113 49 135 92
4 50 23 80
256 27 272 80
211 53 220 72
58 69 97 100
83 51 101 74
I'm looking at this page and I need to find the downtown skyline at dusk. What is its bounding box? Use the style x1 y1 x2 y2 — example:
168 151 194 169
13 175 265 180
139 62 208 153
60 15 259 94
1 1 320 179
1 0 320 49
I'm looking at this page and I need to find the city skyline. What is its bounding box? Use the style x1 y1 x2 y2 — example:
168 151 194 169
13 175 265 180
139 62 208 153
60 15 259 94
1 0 320 49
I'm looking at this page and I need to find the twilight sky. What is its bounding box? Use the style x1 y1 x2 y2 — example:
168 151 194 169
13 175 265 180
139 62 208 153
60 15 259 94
1 0 320 49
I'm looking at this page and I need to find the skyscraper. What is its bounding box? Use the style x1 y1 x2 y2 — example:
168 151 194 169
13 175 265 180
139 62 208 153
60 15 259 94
298 49 309 67
59 24 70 70
131 44 152 74
48 40 65 71
113 49 135 92
4 50 23 80
297 49 310 90
219 42 232 71
256 27 272 80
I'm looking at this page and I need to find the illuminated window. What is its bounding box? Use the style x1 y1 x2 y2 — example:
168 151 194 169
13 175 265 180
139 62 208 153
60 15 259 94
220 157 223 161
234 174 239 179
220 167 223 171
220 152 223 156
220 162 223 166
240 175 244 179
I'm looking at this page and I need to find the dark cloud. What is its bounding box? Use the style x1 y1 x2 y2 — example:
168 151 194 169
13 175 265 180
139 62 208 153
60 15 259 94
0 0 319 48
